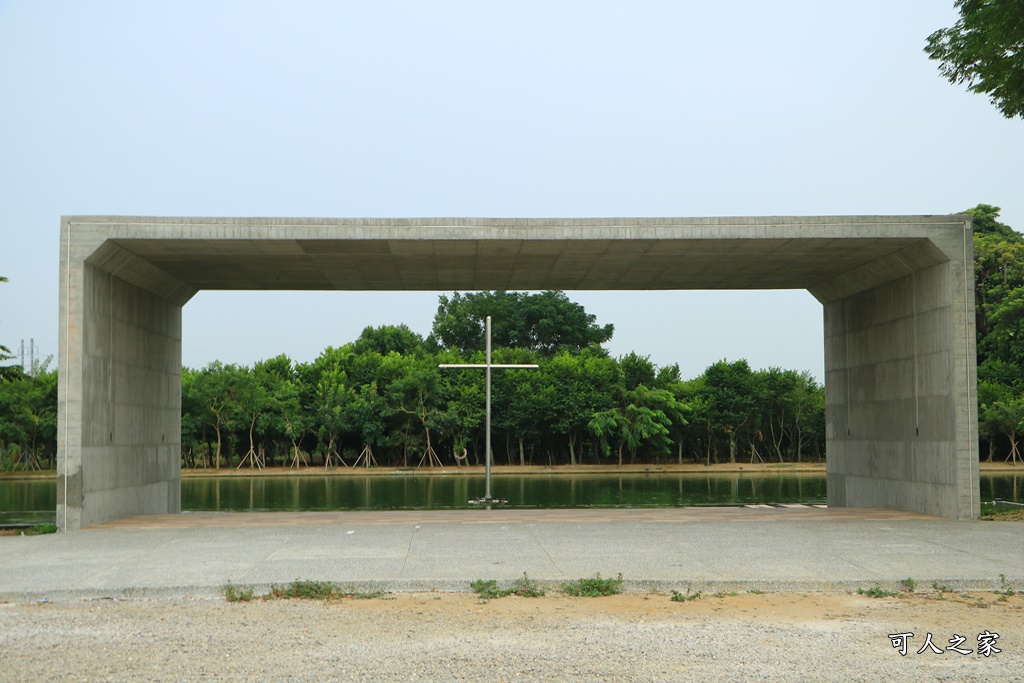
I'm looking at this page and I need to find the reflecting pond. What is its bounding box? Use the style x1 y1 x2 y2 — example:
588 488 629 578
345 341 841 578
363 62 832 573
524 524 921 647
3 471 1023 525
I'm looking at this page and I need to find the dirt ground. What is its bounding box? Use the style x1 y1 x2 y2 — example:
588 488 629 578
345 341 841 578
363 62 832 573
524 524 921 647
2 589 1022 682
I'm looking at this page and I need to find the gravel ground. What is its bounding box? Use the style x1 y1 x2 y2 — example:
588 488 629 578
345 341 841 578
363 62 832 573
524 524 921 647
1 590 1021 682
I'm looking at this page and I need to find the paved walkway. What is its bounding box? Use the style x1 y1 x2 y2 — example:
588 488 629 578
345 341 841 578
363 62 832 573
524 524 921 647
1 508 1021 600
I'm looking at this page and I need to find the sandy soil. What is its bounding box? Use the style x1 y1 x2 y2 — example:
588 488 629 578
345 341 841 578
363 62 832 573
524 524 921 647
1 590 1021 682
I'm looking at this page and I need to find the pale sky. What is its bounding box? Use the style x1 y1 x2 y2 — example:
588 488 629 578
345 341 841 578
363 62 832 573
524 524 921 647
1 1 1022 381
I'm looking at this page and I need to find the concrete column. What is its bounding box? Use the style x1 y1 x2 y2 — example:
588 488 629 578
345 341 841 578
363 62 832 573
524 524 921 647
58 228 184 530
824 252 978 519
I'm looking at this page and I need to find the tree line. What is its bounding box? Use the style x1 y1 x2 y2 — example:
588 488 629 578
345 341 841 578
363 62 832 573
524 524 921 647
180 327 825 470
971 205 1024 464
1 204 1022 470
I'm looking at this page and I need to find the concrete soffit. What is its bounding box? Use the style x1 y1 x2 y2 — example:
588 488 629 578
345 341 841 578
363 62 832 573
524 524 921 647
65 216 969 303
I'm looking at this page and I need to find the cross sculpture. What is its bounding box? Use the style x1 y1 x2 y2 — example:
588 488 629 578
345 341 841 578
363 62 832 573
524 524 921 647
439 316 538 504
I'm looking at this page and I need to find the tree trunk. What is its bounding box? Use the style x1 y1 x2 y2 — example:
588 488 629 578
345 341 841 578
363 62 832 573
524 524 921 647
518 436 526 467
214 423 222 469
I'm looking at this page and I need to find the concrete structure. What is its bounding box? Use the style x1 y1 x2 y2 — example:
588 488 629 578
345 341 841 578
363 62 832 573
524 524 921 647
58 216 978 530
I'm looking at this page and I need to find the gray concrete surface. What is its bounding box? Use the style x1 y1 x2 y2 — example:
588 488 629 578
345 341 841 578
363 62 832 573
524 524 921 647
2 515 1020 601
58 216 978 529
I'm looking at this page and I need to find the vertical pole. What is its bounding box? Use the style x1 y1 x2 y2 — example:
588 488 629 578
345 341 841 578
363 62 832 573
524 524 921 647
485 315 492 500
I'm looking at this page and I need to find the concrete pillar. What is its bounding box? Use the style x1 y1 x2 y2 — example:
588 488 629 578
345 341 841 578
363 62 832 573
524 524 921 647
822 252 979 519
58 225 186 530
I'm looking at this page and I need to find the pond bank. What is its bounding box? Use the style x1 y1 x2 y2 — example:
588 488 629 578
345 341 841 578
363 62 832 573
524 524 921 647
1 461 1020 480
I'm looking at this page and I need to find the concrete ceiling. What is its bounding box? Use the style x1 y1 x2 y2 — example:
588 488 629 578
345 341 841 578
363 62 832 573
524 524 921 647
105 236 927 292
67 216 967 305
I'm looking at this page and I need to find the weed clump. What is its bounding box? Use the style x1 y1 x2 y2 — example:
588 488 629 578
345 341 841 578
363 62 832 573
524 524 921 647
471 574 546 600
268 580 339 600
225 579 386 602
857 586 897 599
670 590 701 602
224 581 256 602
561 573 624 597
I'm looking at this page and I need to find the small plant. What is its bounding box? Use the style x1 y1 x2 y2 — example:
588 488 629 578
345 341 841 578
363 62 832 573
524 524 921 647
713 591 738 598
670 590 702 602
994 574 1016 597
24 523 58 536
900 577 917 592
748 589 764 595
268 579 338 600
931 582 954 593
510 573 545 597
857 586 896 599
224 581 256 602
470 579 510 600
561 573 624 597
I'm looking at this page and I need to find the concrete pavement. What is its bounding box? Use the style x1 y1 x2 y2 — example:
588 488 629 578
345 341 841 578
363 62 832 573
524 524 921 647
1 508 1021 601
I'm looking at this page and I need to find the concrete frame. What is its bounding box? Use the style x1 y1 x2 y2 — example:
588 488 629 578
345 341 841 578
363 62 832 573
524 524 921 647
57 216 978 530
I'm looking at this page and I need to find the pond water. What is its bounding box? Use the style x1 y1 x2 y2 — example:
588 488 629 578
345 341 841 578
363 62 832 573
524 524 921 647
2 472 1022 525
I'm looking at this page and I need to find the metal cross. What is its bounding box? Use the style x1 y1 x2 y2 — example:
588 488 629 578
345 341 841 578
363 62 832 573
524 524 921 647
439 315 538 503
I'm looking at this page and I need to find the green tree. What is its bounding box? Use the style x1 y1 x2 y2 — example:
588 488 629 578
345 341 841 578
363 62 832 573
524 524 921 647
308 347 355 467
432 291 613 356
191 361 248 468
700 360 757 464
353 324 426 357
985 396 1024 465
492 347 547 466
925 0 1024 118
542 350 620 464
590 384 688 465
0 359 58 470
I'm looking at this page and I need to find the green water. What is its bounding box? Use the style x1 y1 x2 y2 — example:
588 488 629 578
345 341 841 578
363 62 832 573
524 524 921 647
2 472 1022 524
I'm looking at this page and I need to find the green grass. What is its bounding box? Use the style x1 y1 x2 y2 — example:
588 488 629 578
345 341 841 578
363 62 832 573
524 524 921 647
900 577 917 592
24 523 58 535
560 573 624 597
857 586 897 599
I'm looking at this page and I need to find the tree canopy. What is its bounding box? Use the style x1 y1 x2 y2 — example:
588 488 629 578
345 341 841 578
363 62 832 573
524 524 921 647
925 0 1024 118
431 291 614 356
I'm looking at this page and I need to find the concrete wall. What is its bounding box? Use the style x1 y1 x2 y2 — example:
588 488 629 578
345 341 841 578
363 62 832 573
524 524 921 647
58 250 182 530
823 253 978 519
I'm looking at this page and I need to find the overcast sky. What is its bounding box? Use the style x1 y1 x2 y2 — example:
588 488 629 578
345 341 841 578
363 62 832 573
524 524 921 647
1 1 1022 382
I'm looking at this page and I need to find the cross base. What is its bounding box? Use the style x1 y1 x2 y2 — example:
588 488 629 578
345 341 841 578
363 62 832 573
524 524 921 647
469 497 508 506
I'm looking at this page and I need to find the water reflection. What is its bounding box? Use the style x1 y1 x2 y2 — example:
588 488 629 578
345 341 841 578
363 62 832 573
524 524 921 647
1 472 1022 522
